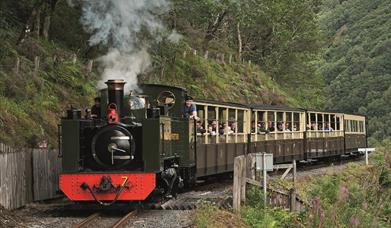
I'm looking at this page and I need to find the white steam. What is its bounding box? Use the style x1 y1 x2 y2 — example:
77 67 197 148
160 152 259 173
74 0 172 92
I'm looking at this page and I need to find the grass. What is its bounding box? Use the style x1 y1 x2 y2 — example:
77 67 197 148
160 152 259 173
0 18 97 147
146 39 299 106
193 202 246 228
193 145 391 227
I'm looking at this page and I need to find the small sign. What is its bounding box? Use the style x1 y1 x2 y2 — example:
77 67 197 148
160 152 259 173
358 148 375 153
256 153 274 171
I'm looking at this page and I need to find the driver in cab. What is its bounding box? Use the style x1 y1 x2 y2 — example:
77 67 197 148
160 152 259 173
183 95 198 120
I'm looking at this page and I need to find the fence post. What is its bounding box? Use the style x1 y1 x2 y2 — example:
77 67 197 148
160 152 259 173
204 50 209 59
241 155 247 202
289 188 296 212
221 53 225 64
293 160 297 187
262 153 267 207
72 53 77 65
233 156 244 210
86 60 94 73
14 57 20 73
34 56 40 75
229 54 232 64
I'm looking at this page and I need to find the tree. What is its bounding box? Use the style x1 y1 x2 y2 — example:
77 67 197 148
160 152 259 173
17 0 59 44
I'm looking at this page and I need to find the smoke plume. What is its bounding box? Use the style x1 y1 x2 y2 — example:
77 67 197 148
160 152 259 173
73 0 171 92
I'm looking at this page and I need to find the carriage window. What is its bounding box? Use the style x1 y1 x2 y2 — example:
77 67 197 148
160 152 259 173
219 107 228 134
197 106 205 120
207 106 218 135
317 114 323 130
286 112 292 131
336 117 341 130
350 120 353 132
257 111 267 133
331 114 336 130
277 112 284 131
251 111 256 133
228 109 236 133
237 110 244 133
351 120 355 132
324 114 330 130
196 105 205 135
267 111 276 132
310 113 316 130
359 121 363 132
294 113 300 131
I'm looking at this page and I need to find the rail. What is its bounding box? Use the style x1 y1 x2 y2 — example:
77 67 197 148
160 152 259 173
72 210 138 228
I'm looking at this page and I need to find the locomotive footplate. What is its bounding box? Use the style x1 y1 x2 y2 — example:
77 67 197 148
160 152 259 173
59 173 156 202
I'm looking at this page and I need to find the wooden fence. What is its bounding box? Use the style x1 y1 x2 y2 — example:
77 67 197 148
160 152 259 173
0 143 61 210
233 153 307 212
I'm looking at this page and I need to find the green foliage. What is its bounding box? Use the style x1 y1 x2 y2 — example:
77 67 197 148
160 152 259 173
241 186 298 228
302 152 391 227
193 202 246 228
168 0 326 108
0 7 97 147
148 38 296 105
238 148 391 228
318 0 391 141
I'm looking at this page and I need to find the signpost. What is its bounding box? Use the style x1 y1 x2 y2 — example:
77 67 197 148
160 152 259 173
358 148 376 165
256 153 273 206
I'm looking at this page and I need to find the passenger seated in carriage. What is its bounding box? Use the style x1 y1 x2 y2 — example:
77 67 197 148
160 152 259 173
208 125 216 136
277 122 283 131
310 122 317 130
285 123 291 131
196 121 206 135
268 121 275 132
230 121 237 133
208 120 218 136
324 122 334 131
259 122 270 134
221 123 233 134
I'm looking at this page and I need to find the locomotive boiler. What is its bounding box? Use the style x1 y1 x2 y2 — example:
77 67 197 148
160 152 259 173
59 80 196 205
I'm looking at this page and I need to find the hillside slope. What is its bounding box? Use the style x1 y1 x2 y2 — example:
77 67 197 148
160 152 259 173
318 0 391 141
0 9 97 147
0 1 322 147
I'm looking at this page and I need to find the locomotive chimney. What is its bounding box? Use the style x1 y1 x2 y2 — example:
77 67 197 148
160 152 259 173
105 79 126 117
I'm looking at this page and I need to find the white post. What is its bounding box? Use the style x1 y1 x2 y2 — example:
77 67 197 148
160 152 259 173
263 153 267 207
365 149 368 165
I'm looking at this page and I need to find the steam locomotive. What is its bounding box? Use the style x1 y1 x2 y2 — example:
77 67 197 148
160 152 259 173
59 79 367 205
59 80 196 205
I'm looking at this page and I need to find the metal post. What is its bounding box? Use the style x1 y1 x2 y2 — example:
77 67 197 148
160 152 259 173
263 153 267 207
365 149 368 165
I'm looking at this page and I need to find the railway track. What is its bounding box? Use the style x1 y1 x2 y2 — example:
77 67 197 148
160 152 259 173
72 210 138 228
